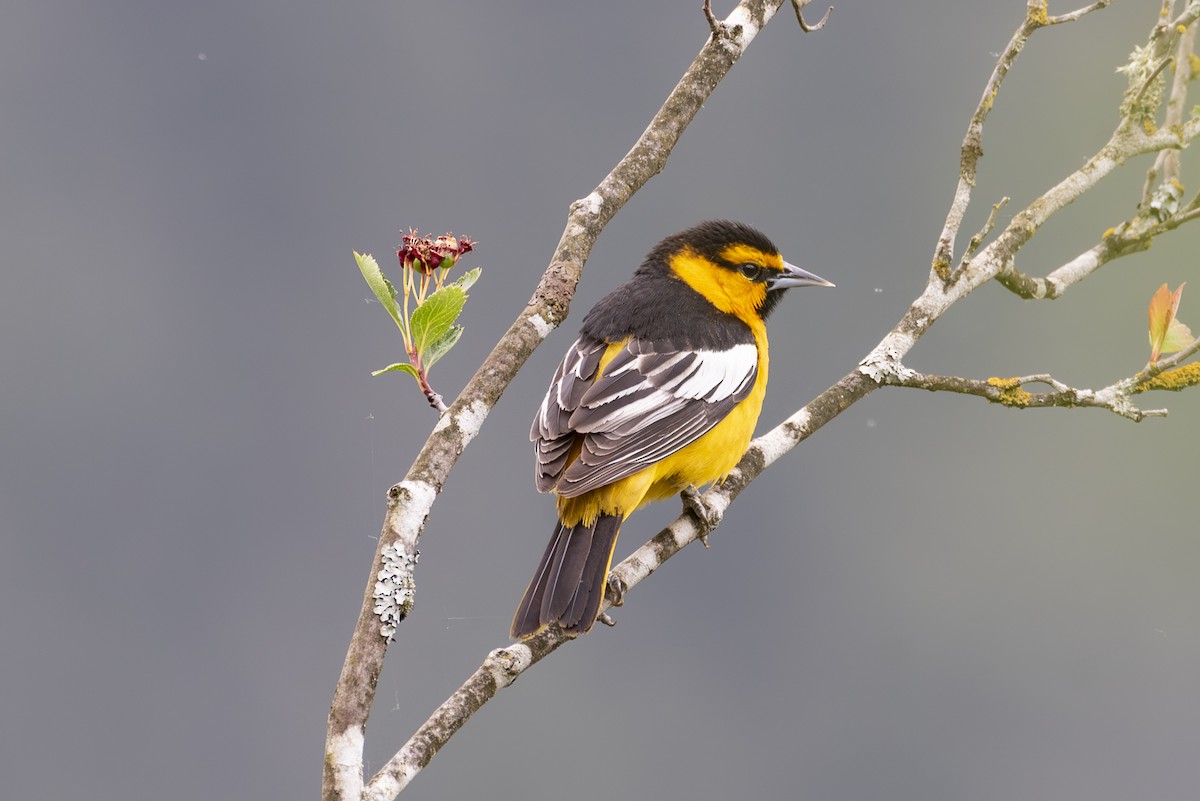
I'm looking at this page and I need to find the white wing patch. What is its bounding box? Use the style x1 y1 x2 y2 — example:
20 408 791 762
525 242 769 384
532 337 757 497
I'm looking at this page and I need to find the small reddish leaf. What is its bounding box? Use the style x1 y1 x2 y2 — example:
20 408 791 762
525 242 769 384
1148 282 1188 362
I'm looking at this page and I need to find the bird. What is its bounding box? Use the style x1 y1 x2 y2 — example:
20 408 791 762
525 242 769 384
511 220 833 639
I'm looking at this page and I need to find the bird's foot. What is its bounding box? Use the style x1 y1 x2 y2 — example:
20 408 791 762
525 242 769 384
681 485 719 548
607 572 626 607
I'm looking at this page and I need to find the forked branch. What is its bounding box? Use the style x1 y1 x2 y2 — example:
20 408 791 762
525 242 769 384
332 3 1200 800
324 2 801 800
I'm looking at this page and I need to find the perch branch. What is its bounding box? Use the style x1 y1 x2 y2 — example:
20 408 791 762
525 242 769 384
324 1 797 800
361 370 873 801
883 370 1170 422
339 4 1200 800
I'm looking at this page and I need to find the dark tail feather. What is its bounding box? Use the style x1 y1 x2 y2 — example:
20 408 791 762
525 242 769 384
510 514 622 639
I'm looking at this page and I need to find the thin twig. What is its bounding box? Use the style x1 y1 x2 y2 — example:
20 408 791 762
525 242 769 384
959 197 1009 269
791 0 833 31
932 4 1073 280
1046 0 1113 25
703 0 721 37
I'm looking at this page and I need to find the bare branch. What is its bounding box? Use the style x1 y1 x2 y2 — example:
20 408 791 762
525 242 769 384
995 143 1200 299
324 1 798 799
1046 0 1114 25
959 197 1009 269
333 5 1200 800
931 3 1093 280
884 370 1169 422
878 322 1200 421
994 219 1153 299
790 0 833 32
703 0 721 37
984 116 1200 296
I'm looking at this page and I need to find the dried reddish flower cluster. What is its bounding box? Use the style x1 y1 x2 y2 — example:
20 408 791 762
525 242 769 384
398 229 476 275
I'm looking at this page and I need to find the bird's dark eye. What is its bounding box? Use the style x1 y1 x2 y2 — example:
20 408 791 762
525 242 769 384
738 263 764 281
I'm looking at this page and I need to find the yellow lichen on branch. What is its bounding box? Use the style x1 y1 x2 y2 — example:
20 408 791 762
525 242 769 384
986 376 1033 407
1027 1 1050 28
1136 362 1200 392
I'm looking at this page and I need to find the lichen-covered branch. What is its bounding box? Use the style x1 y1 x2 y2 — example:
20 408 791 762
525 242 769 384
883 371 1169 422
931 1 1111 280
358 370 874 800
324 1 795 799
994 217 1154 299
331 4 1200 800
995 6 1199 298
877 326 1200 420
1141 11 1196 200
985 115 1200 298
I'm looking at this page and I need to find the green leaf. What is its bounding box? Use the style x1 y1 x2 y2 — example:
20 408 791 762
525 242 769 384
450 266 482 293
1149 283 1188 361
371 362 420 379
1162 317 1194 355
410 284 467 355
355 251 403 329
423 325 463 371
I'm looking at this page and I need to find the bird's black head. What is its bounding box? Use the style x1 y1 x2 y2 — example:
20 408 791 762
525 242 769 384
643 220 833 320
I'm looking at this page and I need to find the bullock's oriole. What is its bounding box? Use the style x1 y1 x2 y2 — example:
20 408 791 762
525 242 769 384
511 220 833 639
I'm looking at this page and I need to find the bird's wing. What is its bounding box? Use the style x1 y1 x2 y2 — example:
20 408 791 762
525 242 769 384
532 335 758 497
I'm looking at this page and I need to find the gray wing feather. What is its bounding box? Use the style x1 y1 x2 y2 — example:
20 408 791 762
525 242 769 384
532 336 757 497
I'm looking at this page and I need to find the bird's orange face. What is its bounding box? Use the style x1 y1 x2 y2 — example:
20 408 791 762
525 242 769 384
667 243 780 326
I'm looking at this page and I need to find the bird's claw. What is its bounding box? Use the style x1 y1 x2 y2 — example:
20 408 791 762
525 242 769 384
681 485 718 548
607 572 626 607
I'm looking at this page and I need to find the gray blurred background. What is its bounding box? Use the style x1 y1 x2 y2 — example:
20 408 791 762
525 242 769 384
4 2 1198 799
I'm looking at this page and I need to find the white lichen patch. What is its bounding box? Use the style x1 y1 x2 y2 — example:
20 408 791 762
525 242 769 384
579 191 603 216
374 543 418 640
389 480 437 539
753 408 811 469
528 312 554 339
858 339 916 383
724 5 759 45
487 644 533 681
327 725 365 799
455 398 490 447
431 398 491 443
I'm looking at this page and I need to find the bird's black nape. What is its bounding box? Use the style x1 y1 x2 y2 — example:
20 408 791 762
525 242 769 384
641 220 780 275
